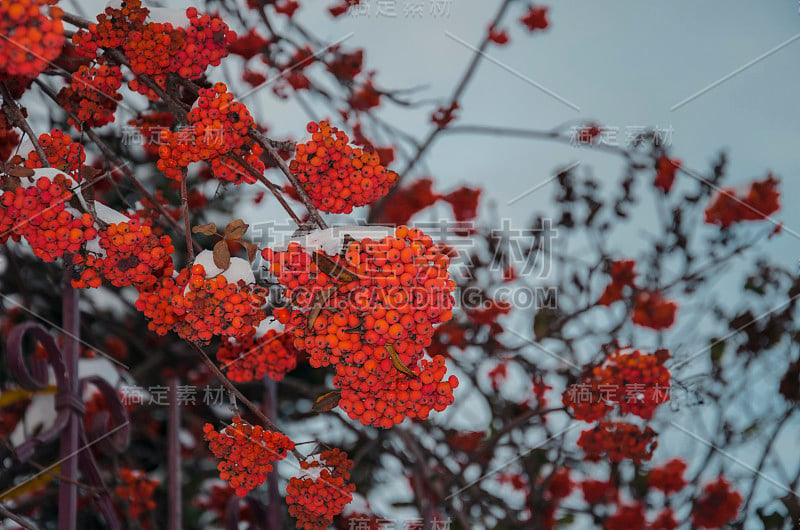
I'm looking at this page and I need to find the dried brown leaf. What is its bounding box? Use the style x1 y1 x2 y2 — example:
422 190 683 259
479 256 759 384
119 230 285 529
213 239 231 269
224 219 249 240
313 251 359 283
312 390 341 413
192 223 218 236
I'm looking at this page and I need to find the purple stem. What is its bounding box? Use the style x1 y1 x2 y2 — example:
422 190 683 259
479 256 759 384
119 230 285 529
168 376 182 529
264 379 281 530
58 262 79 530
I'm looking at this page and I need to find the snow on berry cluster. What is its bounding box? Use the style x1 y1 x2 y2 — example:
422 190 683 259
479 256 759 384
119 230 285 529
203 416 294 497
156 83 264 184
73 1 235 100
289 121 400 214
263 225 459 428
286 449 356 530
72 216 175 289
0 170 98 262
216 328 298 383
57 62 123 127
0 0 65 78
135 251 266 342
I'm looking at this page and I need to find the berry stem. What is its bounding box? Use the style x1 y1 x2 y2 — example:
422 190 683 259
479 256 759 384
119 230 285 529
227 152 302 225
0 83 48 167
180 167 194 262
33 79 199 251
192 343 304 460
249 130 328 230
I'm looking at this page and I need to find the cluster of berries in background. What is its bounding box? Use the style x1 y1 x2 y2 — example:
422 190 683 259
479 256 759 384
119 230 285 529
57 63 123 127
264 225 458 428
115 468 159 520
216 328 297 382
597 259 678 330
564 348 670 464
156 83 264 184
73 1 235 100
704 174 781 228
203 417 294 497
72 218 175 289
289 121 400 214
286 449 356 530
0 0 65 78
563 348 671 421
577 421 658 464
136 262 266 342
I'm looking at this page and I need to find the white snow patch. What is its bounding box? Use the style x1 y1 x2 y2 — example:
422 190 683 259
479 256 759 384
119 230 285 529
148 7 190 28
104 1 189 28
222 257 255 285
94 202 130 225
272 225 395 255
185 251 255 294
254 317 283 338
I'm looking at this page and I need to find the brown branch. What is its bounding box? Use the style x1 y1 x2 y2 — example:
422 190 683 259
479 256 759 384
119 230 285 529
0 503 39 530
367 0 515 222
0 83 48 166
227 152 302 225
60 11 91 29
192 343 303 460
180 167 194 261
33 79 201 252
249 130 327 229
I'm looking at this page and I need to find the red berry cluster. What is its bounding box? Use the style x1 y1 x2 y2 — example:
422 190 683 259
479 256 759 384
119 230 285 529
156 83 262 183
72 0 149 56
654 154 681 193
704 174 781 228
72 217 175 289
22 129 86 180
115 468 159 519
264 225 458 427
563 349 671 421
203 417 294 497
216 328 297 383
577 421 658 464
123 7 234 78
632 290 678 330
691 477 742 528
58 63 123 127
127 112 175 158
286 449 356 530
597 259 636 306
0 174 98 262
73 1 235 99
0 1 65 78
0 126 20 163
604 504 645 530
597 259 678 330
581 479 618 505
135 263 266 342
648 458 687 495
289 121 400 214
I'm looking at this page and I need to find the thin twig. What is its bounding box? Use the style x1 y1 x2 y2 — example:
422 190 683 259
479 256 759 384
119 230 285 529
0 83 48 166
192 343 303 460
180 167 194 261
226 152 302 225
0 503 39 530
249 130 327 229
